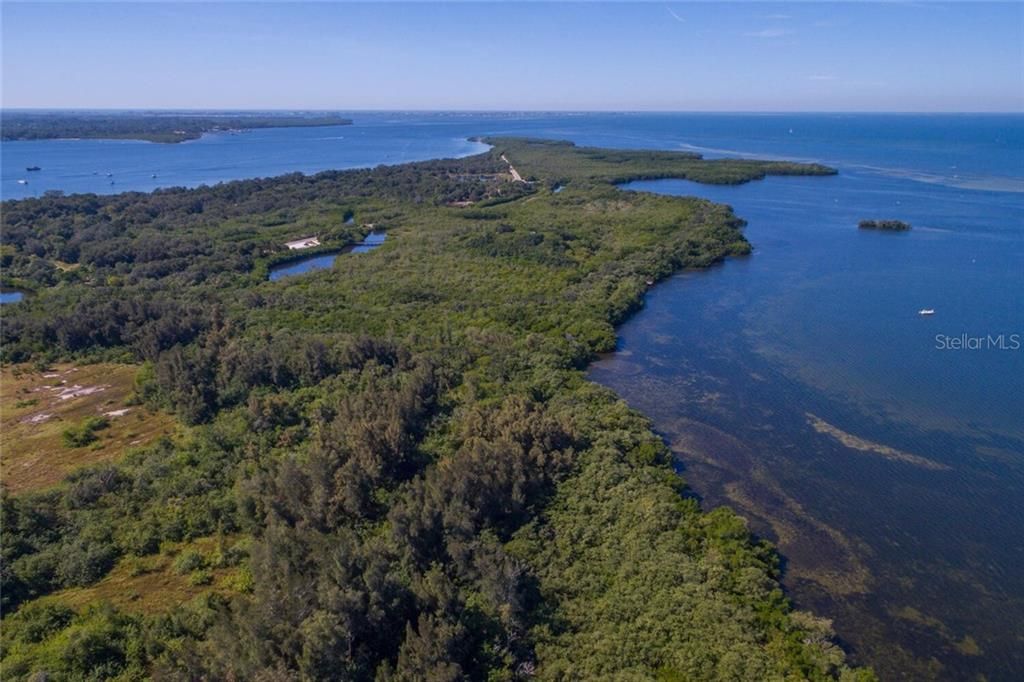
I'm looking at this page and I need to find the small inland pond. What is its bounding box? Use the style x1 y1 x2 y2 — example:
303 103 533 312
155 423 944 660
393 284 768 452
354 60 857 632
268 230 386 281
0 290 26 304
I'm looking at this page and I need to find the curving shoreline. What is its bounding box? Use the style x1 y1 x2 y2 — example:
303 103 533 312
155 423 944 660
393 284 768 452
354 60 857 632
1 138 875 679
591 162 1024 680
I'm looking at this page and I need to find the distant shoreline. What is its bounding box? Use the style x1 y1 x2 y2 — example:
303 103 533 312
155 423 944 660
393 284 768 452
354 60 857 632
1 112 353 144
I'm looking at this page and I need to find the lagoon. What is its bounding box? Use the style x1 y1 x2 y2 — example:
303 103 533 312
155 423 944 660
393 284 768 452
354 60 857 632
268 231 387 281
268 252 343 281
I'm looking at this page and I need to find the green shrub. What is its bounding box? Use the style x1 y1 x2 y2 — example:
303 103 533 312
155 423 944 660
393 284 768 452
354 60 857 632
57 538 117 587
60 416 110 448
222 566 254 593
188 569 213 586
1 602 74 646
173 550 207 575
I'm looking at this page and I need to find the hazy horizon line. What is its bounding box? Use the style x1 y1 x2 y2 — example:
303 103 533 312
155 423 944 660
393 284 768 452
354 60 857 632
4 108 1023 115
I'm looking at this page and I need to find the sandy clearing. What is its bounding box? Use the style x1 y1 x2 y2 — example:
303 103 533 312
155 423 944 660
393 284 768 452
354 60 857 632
55 384 110 401
500 154 525 183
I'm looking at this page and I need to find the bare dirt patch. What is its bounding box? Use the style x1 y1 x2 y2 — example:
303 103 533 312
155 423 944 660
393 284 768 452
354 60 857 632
1 363 177 494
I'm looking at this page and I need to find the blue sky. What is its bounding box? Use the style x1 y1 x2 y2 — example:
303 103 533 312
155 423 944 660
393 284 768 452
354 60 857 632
2 2 1022 111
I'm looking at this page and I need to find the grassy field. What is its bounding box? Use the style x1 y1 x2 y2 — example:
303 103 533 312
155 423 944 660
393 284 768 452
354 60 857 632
1 363 177 494
37 535 248 615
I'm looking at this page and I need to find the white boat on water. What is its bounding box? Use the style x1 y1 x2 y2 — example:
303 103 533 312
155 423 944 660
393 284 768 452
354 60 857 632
17 179 28 185
919 309 935 316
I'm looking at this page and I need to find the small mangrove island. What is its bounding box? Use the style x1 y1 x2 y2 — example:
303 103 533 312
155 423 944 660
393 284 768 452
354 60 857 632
859 219 911 231
1 111 353 143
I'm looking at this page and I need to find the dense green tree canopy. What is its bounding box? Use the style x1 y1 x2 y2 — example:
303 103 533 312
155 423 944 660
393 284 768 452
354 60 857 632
0 139 871 680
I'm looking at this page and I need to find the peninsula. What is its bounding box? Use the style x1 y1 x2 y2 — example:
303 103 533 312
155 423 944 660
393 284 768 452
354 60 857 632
0 139 869 680
1 111 353 143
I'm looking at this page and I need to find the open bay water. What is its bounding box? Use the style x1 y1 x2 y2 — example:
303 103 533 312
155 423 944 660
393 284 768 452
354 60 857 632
585 117 1024 680
592 173 1023 680
1 115 489 199
2 112 1022 678
9 112 1019 200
